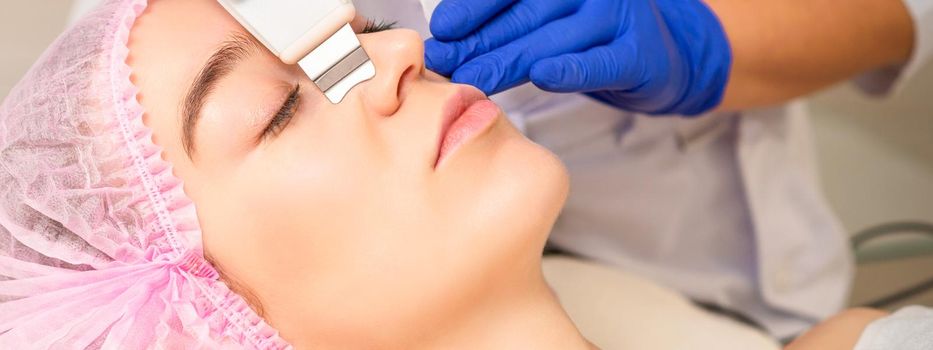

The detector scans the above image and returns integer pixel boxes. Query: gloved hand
[424,0,732,116]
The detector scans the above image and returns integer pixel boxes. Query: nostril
[396,65,419,107]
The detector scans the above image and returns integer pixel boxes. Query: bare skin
[128,0,591,348]
[786,308,890,350]
[708,0,916,110]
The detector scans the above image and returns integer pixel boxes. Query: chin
[444,115,569,254]
[500,117,570,217]
[518,139,570,222]
[483,128,570,250]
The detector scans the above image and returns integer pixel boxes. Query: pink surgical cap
[0,0,290,348]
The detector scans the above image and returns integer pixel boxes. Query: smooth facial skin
[128,0,574,348]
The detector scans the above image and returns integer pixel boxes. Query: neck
[286,270,594,350]
[422,276,593,350]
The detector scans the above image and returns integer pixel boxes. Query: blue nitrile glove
[424,0,732,116]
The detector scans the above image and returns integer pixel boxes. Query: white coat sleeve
[853,306,933,350]
[855,0,933,95]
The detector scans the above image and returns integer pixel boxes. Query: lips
[435,86,501,168]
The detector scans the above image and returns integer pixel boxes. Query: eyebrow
[182,33,264,160]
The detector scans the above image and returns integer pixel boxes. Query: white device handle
[217,0,375,104]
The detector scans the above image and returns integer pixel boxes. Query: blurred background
[2,1,931,309]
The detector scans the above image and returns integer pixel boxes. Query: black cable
[850,221,933,309]
[851,221,933,249]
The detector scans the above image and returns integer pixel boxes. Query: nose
[358,29,425,116]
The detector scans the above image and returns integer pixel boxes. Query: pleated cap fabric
[0,0,290,348]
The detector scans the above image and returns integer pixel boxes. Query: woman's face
[129,0,568,343]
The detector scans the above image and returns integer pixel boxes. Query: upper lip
[435,86,488,164]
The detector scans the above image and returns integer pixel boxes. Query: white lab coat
[69,0,933,340]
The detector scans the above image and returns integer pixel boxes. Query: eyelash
[260,20,394,140]
[262,84,301,139]
[361,19,398,34]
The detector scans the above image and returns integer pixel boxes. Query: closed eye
[260,84,301,139]
[258,19,395,141]
[361,19,397,34]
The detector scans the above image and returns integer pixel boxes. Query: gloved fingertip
[424,39,458,76]
[451,66,495,95]
[450,65,480,85]
[530,60,573,92]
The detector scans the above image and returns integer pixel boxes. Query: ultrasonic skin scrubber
[217,0,375,104]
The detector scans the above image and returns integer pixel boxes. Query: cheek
[213,110,413,271]
[240,142,377,255]
[191,119,374,282]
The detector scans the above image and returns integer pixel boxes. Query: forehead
[130,0,258,94]
[137,0,242,41]
[130,0,246,86]
[128,0,257,168]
